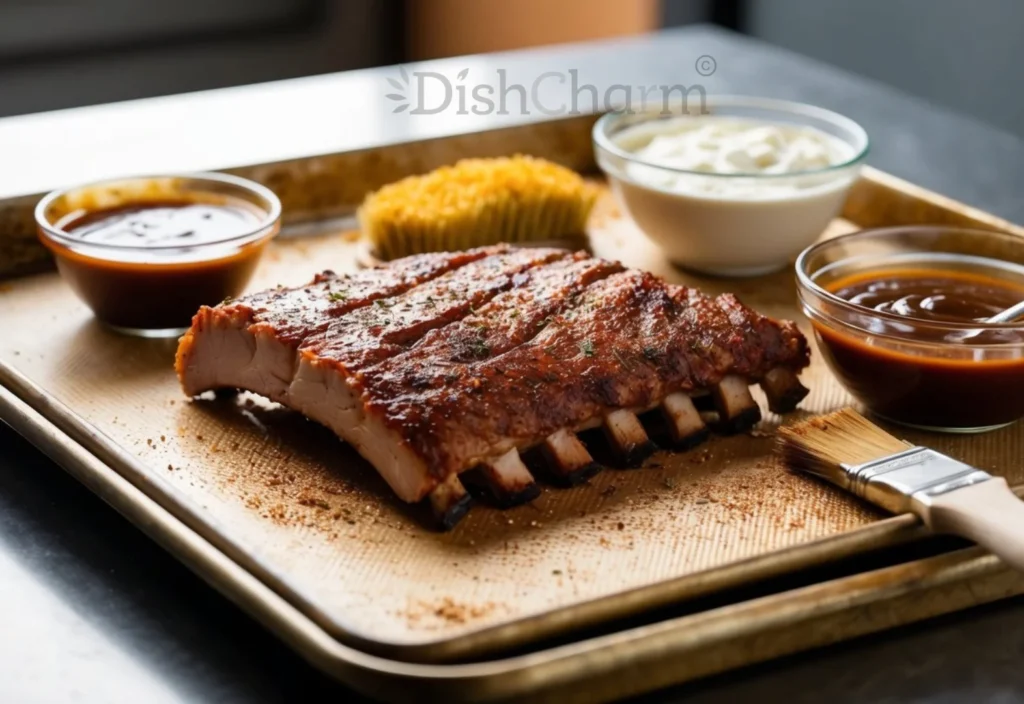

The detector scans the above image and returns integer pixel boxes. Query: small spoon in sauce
[945,294,1024,343]
[988,298,1024,323]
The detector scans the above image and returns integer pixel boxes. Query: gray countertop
[2,24,1024,703]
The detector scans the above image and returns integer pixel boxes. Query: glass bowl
[796,226,1024,432]
[35,172,281,337]
[594,96,869,277]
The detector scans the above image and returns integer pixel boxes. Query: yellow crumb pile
[358,155,598,260]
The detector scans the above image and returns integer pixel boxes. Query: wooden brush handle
[924,477,1024,573]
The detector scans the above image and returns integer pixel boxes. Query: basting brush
[778,408,1024,572]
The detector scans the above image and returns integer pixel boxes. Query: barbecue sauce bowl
[35,173,281,337]
[796,226,1024,433]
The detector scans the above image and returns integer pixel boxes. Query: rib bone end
[661,392,710,450]
[711,375,763,435]
[541,429,602,486]
[760,367,810,414]
[603,409,657,466]
[674,425,712,451]
[428,474,473,530]
[473,448,541,508]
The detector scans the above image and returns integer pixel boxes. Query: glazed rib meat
[359,268,804,473]
[176,246,810,528]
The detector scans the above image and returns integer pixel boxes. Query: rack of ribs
[176,245,810,529]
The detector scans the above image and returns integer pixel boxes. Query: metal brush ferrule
[845,447,992,515]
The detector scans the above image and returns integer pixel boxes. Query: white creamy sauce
[616,116,855,199]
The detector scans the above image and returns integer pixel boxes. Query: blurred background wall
[0,0,1019,139]
[743,0,1024,139]
[0,0,400,117]
[406,0,661,59]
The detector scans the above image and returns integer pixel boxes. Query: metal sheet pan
[2,116,1024,698]
[2,379,1022,704]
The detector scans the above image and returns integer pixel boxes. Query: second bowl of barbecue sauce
[36,173,281,337]
[797,226,1024,432]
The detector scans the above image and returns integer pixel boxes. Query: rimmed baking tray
[3,380,1022,703]
[2,115,1024,699]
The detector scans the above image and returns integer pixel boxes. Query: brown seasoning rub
[177,246,810,513]
[303,247,569,371]
[401,597,501,627]
[360,269,807,477]
[190,244,509,350]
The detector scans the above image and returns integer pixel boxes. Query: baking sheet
[3,174,1023,664]
[5,374,1023,704]
[3,110,1024,672]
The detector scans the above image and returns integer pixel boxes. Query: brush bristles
[777,409,912,482]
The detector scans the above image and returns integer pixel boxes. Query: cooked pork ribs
[176,245,810,528]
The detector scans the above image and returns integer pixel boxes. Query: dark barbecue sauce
[44,199,273,332]
[813,268,1024,430]
[63,201,261,249]
[833,272,1021,328]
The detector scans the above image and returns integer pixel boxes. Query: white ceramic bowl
[593,96,869,277]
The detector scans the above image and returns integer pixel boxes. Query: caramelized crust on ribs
[176,247,810,527]
[304,247,568,371]
[243,245,507,346]
[358,269,808,478]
